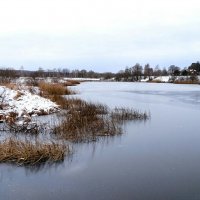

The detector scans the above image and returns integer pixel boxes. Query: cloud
[0,0,200,71]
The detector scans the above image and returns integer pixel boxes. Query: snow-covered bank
[13,77,100,86]
[140,75,200,83]
[63,77,100,81]
[153,76,171,82]
[0,86,59,118]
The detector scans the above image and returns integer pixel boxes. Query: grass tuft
[63,80,81,86]
[0,138,69,166]
[39,82,73,96]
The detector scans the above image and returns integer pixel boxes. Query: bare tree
[144,64,153,80]
[132,63,143,81]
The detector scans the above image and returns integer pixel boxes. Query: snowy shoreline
[0,86,60,120]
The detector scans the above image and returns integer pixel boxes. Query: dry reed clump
[0,138,68,166]
[63,80,81,86]
[14,91,24,100]
[62,97,86,110]
[49,96,82,109]
[2,83,18,90]
[38,82,76,108]
[174,80,199,84]
[53,100,121,142]
[68,80,81,85]
[72,100,108,115]
[53,97,150,142]
[39,82,73,96]
[110,107,149,121]
[51,95,68,109]
[54,112,121,142]
[51,95,107,112]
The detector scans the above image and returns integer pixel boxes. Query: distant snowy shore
[140,75,200,83]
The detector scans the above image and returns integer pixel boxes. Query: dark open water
[1,82,200,200]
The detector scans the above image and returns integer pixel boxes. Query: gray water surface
[1,82,200,200]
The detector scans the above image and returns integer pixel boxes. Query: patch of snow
[141,77,150,82]
[0,86,60,118]
[63,77,100,81]
[153,76,171,82]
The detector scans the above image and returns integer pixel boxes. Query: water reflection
[0,131,125,176]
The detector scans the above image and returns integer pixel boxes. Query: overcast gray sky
[0,0,200,72]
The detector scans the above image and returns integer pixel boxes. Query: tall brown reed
[111,107,149,121]
[0,138,69,166]
[63,80,81,86]
[53,97,150,142]
[39,82,73,96]
[174,80,199,84]
[54,100,121,142]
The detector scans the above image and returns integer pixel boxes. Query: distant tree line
[0,61,200,81]
[115,62,200,81]
[29,68,115,79]
[0,68,18,83]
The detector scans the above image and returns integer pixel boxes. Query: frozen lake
[1,82,200,200]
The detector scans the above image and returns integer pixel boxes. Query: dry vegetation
[63,80,81,86]
[36,82,150,142]
[111,107,149,121]
[0,138,68,166]
[39,82,73,96]
[14,91,23,100]
[148,80,162,83]
[174,80,199,84]
[0,81,151,166]
[53,98,150,142]
[0,83,18,90]
[38,82,76,108]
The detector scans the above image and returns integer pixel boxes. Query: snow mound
[0,86,60,117]
[153,76,170,82]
